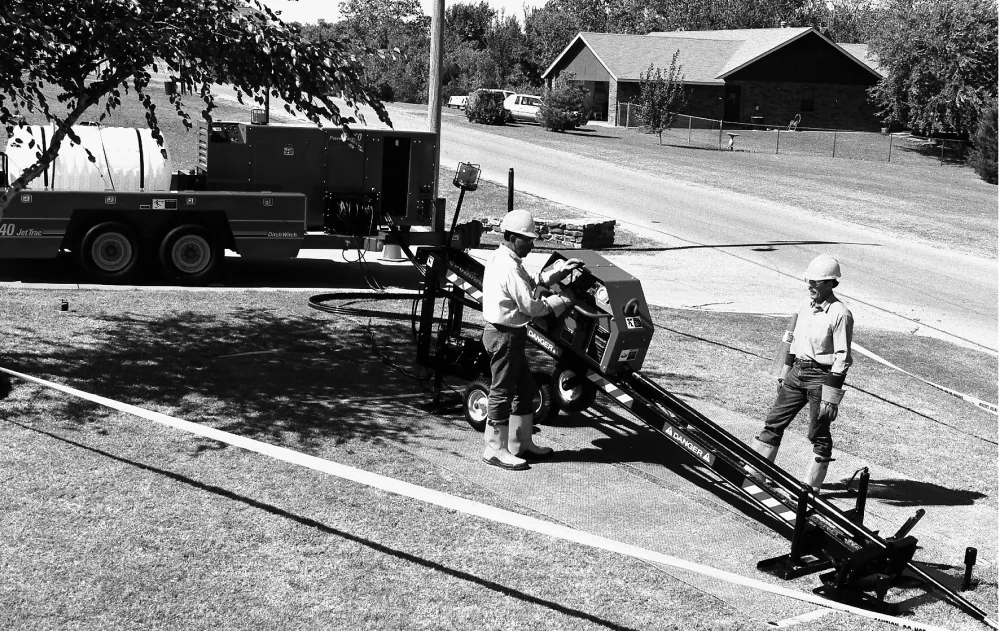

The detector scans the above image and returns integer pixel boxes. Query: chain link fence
[615,103,968,166]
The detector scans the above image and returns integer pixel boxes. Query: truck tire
[159,224,221,284]
[79,221,140,283]
[463,377,491,432]
[551,364,597,412]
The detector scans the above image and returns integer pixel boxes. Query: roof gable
[544,27,882,83]
[550,32,742,84]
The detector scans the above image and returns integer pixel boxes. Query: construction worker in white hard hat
[480,209,585,470]
[751,254,853,493]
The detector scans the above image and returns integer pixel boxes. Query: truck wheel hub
[93,233,133,272]
[171,235,211,273]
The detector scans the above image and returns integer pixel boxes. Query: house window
[800,87,815,112]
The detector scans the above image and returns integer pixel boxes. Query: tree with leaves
[636,52,688,145]
[337,0,430,102]
[867,0,997,138]
[523,4,579,83]
[486,13,532,91]
[814,0,886,44]
[0,0,389,219]
[337,0,424,50]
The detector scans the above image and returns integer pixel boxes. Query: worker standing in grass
[480,209,585,471]
[751,255,853,493]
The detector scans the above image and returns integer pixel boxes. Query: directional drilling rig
[395,163,996,629]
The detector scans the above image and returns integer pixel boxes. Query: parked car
[448,89,514,112]
[503,93,543,123]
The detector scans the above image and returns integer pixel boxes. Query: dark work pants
[482,323,536,422]
[758,365,833,457]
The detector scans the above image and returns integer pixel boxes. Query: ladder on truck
[406,243,994,628]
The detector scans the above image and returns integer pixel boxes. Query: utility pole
[427,0,445,197]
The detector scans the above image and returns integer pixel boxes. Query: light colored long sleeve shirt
[790,296,853,374]
[482,246,556,326]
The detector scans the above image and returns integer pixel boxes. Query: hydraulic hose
[308,291,422,321]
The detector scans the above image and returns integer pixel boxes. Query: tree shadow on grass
[8,419,643,631]
[4,305,454,449]
[892,140,968,166]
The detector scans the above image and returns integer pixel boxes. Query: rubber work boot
[508,413,553,460]
[753,439,779,463]
[746,439,779,484]
[805,456,833,493]
[482,420,529,471]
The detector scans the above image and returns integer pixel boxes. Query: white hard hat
[499,209,538,238]
[803,255,842,281]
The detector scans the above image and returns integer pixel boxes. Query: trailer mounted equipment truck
[0,116,461,284]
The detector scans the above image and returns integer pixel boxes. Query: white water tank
[5,124,172,191]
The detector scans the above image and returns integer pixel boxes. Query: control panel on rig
[540,251,653,376]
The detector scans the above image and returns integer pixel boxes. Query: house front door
[723,85,741,124]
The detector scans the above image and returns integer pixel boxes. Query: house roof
[648,26,816,78]
[543,27,883,83]
[836,42,883,75]
[561,32,743,85]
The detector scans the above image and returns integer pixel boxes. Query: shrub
[537,81,587,132]
[465,90,508,125]
[970,98,998,185]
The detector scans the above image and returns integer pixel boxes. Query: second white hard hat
[499,209,538,239]
[803,255,842,281]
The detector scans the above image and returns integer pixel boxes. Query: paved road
[404,109,996,353]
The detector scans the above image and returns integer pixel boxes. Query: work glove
[540,258,585,286]
[543,293,573,317]
[817,384,845,424]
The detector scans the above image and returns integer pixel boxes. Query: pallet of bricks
[482,216,616,249]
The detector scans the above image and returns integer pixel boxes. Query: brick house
[541,27,885,132]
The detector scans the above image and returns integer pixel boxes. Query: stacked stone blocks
[482,216,616,249]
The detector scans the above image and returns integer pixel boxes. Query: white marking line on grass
[853,344,998,415]
[769,608,835,627]
[0,365,962,631]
